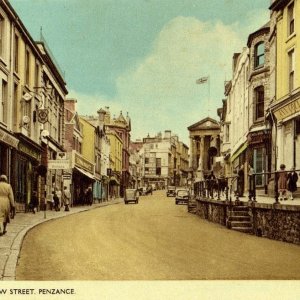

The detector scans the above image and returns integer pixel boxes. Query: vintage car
[166,186,176,197]
[124,189,139,204]
[175,189,190,205]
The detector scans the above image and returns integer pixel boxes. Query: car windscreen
[177,190,189,197]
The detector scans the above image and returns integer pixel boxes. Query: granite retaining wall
[195,198,300,245]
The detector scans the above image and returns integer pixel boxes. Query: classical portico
[187,117,221,178]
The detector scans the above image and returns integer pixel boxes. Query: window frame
[254,86,264,121]
[288,48,295,92]
[254,42,265,69]
[288,2,295,36]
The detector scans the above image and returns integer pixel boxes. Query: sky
[10,0,270,144]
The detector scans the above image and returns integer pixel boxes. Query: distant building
[188,117,221,179]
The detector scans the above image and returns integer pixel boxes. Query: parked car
[124,189,139,204]
[166,186,176,197]
[175,189,190,205]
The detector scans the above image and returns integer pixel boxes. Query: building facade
[270,0,300,172]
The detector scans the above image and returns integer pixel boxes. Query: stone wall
[195,198,300,245]
[251,204,300,245]
[196,199,227,226]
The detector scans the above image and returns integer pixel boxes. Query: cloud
[73,15,265,143]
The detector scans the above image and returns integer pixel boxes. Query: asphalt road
[16,190,300,280]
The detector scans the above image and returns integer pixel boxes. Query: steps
[227,206,253,234]
[188,198,197,214]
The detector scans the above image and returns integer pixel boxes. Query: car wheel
[175,201,178,205]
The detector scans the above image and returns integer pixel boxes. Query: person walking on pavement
[278,164,288,201]
[0,174,15,236]
[53,191,60,211]
[56,187,62,209]
[63,186,71,211]
[287,167,298,200]
[29,191,39,213]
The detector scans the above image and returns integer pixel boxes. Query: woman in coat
[278,164,288,200]
[287,168,298,200]
[0,174,15,235]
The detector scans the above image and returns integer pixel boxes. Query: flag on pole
[196,76,208,84]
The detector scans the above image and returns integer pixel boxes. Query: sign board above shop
[48,159,70,170]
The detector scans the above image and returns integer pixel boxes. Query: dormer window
[254,42,265,68]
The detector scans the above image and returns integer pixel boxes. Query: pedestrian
[63,186,71,211]
[53,191,60,211]
[287,167,298,200]
[207,170,216,198]
[237,166,244,197]
[86,186,93,205]
[56,187,62,209]
[0,174,15,236]
[278,164,288,201]
[248,164,254,201]
[29,191,39,214]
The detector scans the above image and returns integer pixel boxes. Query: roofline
[3,0,43,62]
[269,0,290,11]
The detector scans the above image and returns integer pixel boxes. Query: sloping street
[16,191,300,280]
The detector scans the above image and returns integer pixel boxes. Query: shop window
[253,148,264,186]
[254,42,264,68]
[296,118,300,135]
[255,86,264,120]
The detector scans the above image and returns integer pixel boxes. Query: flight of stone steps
[187,197,197,214]
[227,205,253,234]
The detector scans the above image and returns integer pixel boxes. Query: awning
[230,142,248,162]
[109,176,120,185]
[74,167,95,181]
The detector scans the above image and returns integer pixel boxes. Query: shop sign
[274,98,300,121]
[48,159,70,170]
[247,131,271,145]
[75,153,94,173]
[19,143,40,161]
[0,128,19,148]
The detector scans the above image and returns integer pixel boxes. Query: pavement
[0,197,123,281]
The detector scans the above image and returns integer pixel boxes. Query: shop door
[16,158,27,204]
[253,148,264,186]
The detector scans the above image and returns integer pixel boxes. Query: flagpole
[196,76,210,117]
[208,75,210,117]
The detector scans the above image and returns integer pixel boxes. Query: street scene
[0,0,300,298]
[15,191,300,281]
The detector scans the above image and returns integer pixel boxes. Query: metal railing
[193,169,300,205]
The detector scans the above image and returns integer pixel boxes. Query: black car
[175,189,190,205]
[166,186,176,197]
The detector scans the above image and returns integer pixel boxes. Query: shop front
[11,134,42,212]
[0,128,19,177]
[247,129,271,193]
[273,95,300,170]
[71,152,95,206]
